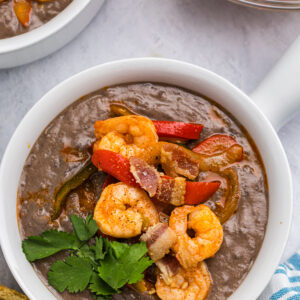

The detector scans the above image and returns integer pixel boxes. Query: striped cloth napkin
[259,251,300,300]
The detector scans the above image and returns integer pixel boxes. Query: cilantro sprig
[22,215,153,298]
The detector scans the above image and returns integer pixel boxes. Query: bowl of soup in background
[0,0,104,69]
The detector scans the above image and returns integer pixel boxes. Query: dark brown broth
[0,0,72,39]
[18,83,268,300]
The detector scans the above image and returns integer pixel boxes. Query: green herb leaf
[127,256,153,284]
[48,256,93,293]
[119,242,153,284]
[90,237,109,261]
[110,241,129,259]
[89,272,116,296]
[22,215,153,298]
[122,241,149,264]
[70,215,98,242]
[76,244,98,269]
[98,241,153,290]
[22,230,77,262]
[86,215,99,237]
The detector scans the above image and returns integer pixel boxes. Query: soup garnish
[22,215,153,298]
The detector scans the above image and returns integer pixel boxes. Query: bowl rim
[0,58,293,299]
[0,0,91,54]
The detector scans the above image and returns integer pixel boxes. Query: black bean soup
[18,83,268,300]
[0,0,72,39]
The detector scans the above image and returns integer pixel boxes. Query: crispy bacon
[159,212,170,224]
[152,176,186,206]
[129,157,160,197]
[156,255,181,283]
[143,223,168,248]
[140,223,177,261]
[129,156,187,205]
[160,142,200,180]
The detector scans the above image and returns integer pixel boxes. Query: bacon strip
[152,176,186,206]
[140,223,177,261]
[129,157,160,197]
[129,156,187,205]
[156,255,181,283]
[159,212,170,224]
[160,142,200,180]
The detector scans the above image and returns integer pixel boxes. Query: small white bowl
[0,58,295,299]
[0,0,105,69]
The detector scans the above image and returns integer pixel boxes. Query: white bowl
[0,0,105,69]
[0,58,294,299]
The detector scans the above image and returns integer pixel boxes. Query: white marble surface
[1,0,300,298]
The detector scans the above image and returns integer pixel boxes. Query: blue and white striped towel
[259,251,300,300]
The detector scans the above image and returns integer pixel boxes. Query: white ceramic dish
[1,37,300,298]
[0,0,105,69]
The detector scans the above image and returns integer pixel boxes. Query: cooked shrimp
[169,205,223,269]
[93,182,159,238]
[94,116,159,164]
[156,261,212,300]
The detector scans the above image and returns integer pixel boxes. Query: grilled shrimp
[156,261,212,300]
[93,182,159,238]
[169,205,223,269]
[94,116,159,164]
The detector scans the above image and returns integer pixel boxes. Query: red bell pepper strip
[161,175,220,205]
[92,150,138,187]
[153,121,203,140]
[192,134,238,155]
[184,181,221,205]
[92,150,220,204]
